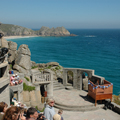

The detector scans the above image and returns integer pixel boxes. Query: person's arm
[19,113,26,120]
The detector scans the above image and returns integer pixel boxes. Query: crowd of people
[10,74,23,86]
[0,98,64,120]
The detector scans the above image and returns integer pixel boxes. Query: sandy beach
[4,36,38,39]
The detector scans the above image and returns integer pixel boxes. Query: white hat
[13,74,15,76]
[53,114,61,120]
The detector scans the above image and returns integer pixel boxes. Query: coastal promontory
[36,26,70,36]
[0,23,74,36]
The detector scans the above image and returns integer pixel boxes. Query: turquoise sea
[7,29,120,95]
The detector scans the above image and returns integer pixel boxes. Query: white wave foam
[84,35,96,37]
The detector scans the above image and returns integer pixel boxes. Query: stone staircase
[53,80,65,90]
[53,80,74,90]
[54,101,104,112]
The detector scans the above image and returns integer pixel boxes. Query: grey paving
[53,89,120,120]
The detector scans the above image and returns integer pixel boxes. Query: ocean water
[7,29,120,95]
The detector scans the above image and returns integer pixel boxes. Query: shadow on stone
[79,94,95,104]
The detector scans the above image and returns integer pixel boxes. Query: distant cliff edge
[0,23,76,36]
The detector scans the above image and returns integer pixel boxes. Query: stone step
[65,86,73,90]
[53,82,62,85]
[53,83,64,87]
[54,102,104,112]
[53,87,65,90]
[66,83,73,86]
[55,102,94,108]
[53,80,66,91]
[54,104,99,112]
[53,82,61,85]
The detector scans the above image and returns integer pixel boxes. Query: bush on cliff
[113,95,120,105]
[24,77,29,81]
[23,83,35,92]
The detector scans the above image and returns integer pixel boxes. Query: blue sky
[1,0,120,29]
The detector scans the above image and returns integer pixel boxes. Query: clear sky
[1,0,120,29]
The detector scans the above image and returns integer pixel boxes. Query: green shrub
[39,68,44,72]
[23,83,35,92]
[55,66,61,70]
[10,64,12,69]
[113,95,120,105]
[35,106,45,112]
[46,65,52,69]
[31,66,38,69]
[24,77,29,81]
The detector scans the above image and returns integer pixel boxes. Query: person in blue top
[58,109,64,120]
[44,98,55,120]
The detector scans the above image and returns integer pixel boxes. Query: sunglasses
[50,102,54,103]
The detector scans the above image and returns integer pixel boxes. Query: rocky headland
[0,23,76,37]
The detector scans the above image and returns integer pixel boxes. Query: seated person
[15,74,19,80]
[10,74,18,86]
[0,102,8,120]
[15,74,23,84]
[0,102,8,113]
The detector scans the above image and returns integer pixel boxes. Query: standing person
[44,98,55,120]
[58,109,63,120]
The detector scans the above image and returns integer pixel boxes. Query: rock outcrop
[0,24,36,36]
[13,44,31,75]
[36,26,70,36]
[1,38,8,48]
[8,41,17,63]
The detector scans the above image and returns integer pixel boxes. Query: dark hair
[27,107,37,118]
[2,106,20,120]
[0,102,8,112]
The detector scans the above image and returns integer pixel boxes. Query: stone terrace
[54,89,94,106]
[53,89,120,120]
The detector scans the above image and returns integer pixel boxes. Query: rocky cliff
[0,23,72,36]
[0,24,36,36]
[36,26,70,36]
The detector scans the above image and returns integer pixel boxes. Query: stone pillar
[83,77,88,90]
[73,70,77,89]
[18,91,20,102]
[35,85,41,103]
[32,74,35,83]
[46,73,53,98]
[79,72,83,90]
[63,69,67,86]
[77,70,80,90]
